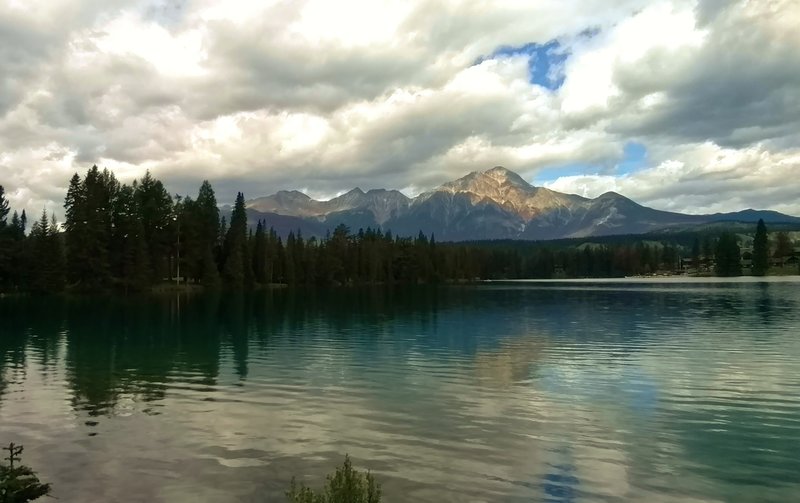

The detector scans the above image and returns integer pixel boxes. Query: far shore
[487,275,800,283]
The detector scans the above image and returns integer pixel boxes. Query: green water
[1,279,800,502]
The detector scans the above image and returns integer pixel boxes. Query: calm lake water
[2,278,800,502]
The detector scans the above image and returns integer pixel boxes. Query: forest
[0,166,796,294]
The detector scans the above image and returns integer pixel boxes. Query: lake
[1,278,800,502]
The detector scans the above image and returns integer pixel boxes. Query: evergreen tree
[27,210,65,292]
[200,244,221,287]
[196,181,220,251]
[691,237,701,272]
[284,232,297,285]
[266,228,279,283]
[112,184,151,292]
[61,165,119,289]
[8,210,28,288]
[0,185,9,227]
[135,171,173,282]
[715,232,742,277]
[63,173,85,285]
[0,442,51,502]
[177,196,201,282]
[179,180,221,283]
[253,221,267,284]
[701,236,713,270]
[244,228,255,288]
[222,192,249,287]
[222,237,244,287]
[0,187,22,291]
[774,231,793,265]
[752,219,769,276]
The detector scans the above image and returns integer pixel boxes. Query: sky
[1,0,799,218]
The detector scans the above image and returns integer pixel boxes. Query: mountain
[243,166,800,241]
[249,188,410,225]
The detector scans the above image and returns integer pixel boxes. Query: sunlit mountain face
[242,167,800,241]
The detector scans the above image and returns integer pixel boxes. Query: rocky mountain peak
[439,166,533,196]
[242,166,800,241]
[482,166,532,188]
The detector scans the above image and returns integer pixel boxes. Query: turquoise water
[1,279,800,502]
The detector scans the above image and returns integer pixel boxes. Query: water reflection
[1,280,799,502]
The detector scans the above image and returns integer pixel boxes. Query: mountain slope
[243,166,800,240]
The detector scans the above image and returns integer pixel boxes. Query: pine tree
[61,166,123,290]
[701,236,713,270]
[752,219,769,276]
[63,173,85,285]
[253,221,267,284]
[774,231,793,265]
[217,215,228,271]
[691,237,701,273]
[284,231,297,285]
[266,227,278,283]
[196,181,220,250]
[715,232,742,277]
[177,196,201,282]
[243,228,255,288]
[0,187,18,290]
[222,236,244,287]
[0,185,9,227]
[112,184,151,292]
[135,171,173,282]
[201,244,221,287]
[27,210,65,292]
[223,192,248,287]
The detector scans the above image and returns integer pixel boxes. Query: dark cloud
[1,0,799,218]
[609,1,800,147]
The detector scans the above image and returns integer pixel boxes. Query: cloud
[544,143,800,215]
[607,0,800,147]
[0,0,799,219]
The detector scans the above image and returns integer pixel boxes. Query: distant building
[741,250,753,269]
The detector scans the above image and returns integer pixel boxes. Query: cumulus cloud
[0,0,799,218]
[545,143,800,215]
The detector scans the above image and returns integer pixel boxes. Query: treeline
[0,166,797,294]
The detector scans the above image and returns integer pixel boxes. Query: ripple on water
[1,281,800,501]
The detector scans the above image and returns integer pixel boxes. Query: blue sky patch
[532,142,649,184]
[476,39,568,90]
[617,141,647,175]
[533,163,595,184]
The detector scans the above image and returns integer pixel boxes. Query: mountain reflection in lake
[1,279,800,502]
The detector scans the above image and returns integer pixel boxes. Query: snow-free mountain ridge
[243,167,800,241]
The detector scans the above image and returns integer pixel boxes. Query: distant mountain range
[240,166,800,241]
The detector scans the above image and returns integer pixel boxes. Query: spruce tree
[0,185,9,227]
[243,228,255,287]
[196,181,220,250]
[201,244,221,287]
[7,211,27,288]
[253,221,267,284]
[715,232,742,277]
[691,237,701,273]
[63,173,85,285]
[223,236,244,287]
[266,228,278,283]
[50,213,66,290]
[774,231,793,265]
[112,184,151,292]
[752,219,769,276]
[223,192,248,287]
[135,171,173,283]
[28,210,65,292]
[0,187,17,291]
